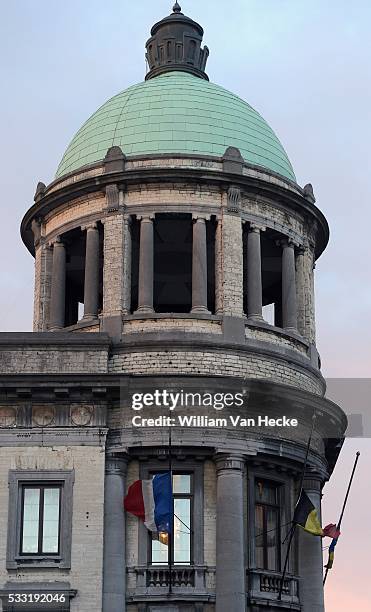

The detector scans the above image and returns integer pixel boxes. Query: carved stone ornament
[227,186,241,212]
[34,181,46,202]
[105,184,120,211]
[303,183,316,203]
[71,405,93,426]
[32,405,55,427]
[0,407,16,427]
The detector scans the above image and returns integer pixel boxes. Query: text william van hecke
[131,415,298,428]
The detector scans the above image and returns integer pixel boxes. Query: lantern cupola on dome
[145,2,209,81]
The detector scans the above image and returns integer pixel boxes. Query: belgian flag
[293,490,323,536]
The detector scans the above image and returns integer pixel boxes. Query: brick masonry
[203,460,216,567]
[0,344,109,374]
[215,211,244,317]
[0,446,105,612]
[123,319,222,335]
[108,348,323,395]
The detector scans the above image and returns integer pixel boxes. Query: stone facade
[0,446,105,612]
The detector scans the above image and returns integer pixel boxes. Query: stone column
[136,215,154,313]
[192,216,209,313]
[215,454,246,612]
[103,456,128,612]
[83,222,100,319]
[49,237,66,331]
[247,224,264,321]
[281,239,298,332]
[298,477,325,612]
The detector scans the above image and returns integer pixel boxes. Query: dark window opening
[64,225,103,327]
[243,226,283,326]
[131,214,216,314]
[206,218,216,314]
[255,479,281,571]
[261,231,282,327]
[130,218,140,313]
[154,214,192,313]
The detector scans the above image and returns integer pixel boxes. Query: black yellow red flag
[293,490,323,536]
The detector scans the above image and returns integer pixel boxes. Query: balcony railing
[247,569,299,603]
[147,566,195,588]
[127,564,214,596]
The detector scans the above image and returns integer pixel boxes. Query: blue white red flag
[124,472,173,534]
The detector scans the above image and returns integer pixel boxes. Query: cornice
[21,157,329,259]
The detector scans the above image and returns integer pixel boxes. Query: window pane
[255,480,278,504]
[266,507,279,571]
[42,488,60,553]
[172,474,191,494]
[255,505,265,569]
[22,488,40,553]
[174,498,191,564]
[152,536,168,565]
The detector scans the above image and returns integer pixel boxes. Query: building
[0,4,346,612]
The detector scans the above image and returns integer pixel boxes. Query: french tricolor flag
[124,472,173,534]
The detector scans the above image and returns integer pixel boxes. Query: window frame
[247,467,293,575]
[138,460,204,571]
[254,479,281,572]
[6,470,74,570]
[150,471,194,566]
[19,483,62,557]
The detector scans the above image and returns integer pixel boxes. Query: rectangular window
[151,473,192,566]
[255,479,281,571]
[7,470,74,569]
[20,485,61,555]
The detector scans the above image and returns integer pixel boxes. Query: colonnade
[49,223,100,330]
[48,216,301,333]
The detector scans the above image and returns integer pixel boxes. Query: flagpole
[278,411,317,600]
[323,451,360,586]
[168,421,173,595]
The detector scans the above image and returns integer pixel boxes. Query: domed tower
[8,4,346,612]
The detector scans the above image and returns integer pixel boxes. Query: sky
[0,1,370,609]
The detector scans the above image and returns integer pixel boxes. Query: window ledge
[7,557,70,570]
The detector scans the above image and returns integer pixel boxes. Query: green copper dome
[56,72,295,181]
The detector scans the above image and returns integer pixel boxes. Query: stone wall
[203,460,216,567]
[108,348,323,395]
[0,335,109,374]
[0,446,105,612]
[215,212,244,317]
[44,194,105,236]
[123,318,222,335]
[102,214,126,319]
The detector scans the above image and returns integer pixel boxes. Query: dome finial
[146,3,209,81]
